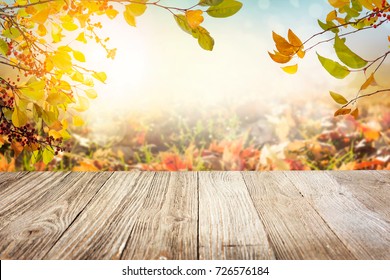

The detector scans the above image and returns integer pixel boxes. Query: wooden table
[0,171,389,260]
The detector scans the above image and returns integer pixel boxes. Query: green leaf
[330,91,348,104]
[174,14,193,35]
[42,110,57,125]
[206,0,242,18]
[334,35,367,69]
[199,0,224,6]
[317,20,339,33]
[12,106,28,127]
[196,26,214,51]
[92,72,107,83]
[3,27,21,39]
[30,150,42,165]
[0,39,8,56]
[317,53,350,79]
[42,146,54,164]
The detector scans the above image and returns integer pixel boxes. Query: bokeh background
[1,0,389,171]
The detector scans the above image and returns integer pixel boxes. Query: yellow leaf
[37,24,47,36]
[62,22,78,31]
[281,64,298,74]
[74,96,89,112]
[12,106,28,127]
[328,0,349,8]
[76,32,87,44]
[85,89,98,99]
[73,115,84,126]
[268,51,291,64]
[72,50,86,62]
[92,72,107,83]
[49,129,62,139]
[30,8,49,25]
[330,91,348,104]
[127,2,147,16]
[297,49,305,58]
[51,51,72,71]
[185,10,204,29]
[123,10,136,26]
[360,73,377,90]
[326,10,337,22]
[106,8,119,19]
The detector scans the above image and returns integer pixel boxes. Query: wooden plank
[0,172,28,184]
[0,172,29,193]
[44,171,155,260]
[198,172,274,260]
[243,172,355,259]
[287,172,390,259]
[0,172,70,231]
[121,172,198,260]
[0,172,112,259]
[327,171,390,221]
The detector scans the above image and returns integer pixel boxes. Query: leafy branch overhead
[0,0,242,163]
[269,0,390,118]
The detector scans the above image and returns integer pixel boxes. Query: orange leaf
[268,51,291,64]
[334,108,351,116]
[351,108,359,119]
[272,31,294,56]
[360,73,377,90]
[11,141,24,158]
[185,10,204,29]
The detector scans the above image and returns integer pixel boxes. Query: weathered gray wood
[198,172,274,260]
[121,172,198,260]
[0,172,29,195]
[0,171,389,260]
[0,172,70,231]
[44,171,155,260]
[0,172,112,259]
[327,171,390,221]
[287,171,390,259]
[243,172,355,259]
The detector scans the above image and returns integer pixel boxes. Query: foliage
[269,0,390,118]
[3,99,388,171]
[0,0,242,162]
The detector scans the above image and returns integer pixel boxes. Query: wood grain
[287,171,390,259]
[198,172,274,260]
[0,171,389,260]
[0,172,70,231]
[327,171,390,221]
[243,172,355,259]
[44,171,155,260]
[121,172,198,260]
[0,172,112,259]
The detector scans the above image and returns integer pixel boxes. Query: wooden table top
[0,171,389,260]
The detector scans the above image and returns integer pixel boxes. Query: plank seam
[282,171,358,260]
[240,172,277,259]
[119,171,157,260]
[196,171,200,260]
[42,172,114,259]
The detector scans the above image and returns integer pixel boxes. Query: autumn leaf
[330,91,348,104]
[281,64,298,74]
[185,10,204,29]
